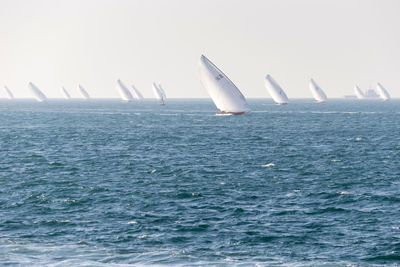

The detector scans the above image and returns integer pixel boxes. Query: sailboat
[309,79,327,103]
[354,85,366,99]
[152,83,165,105]
[264,74,289,105]
[376,82,390,101]
[29,82,47,102]
[61,87,71,99]
[197,55,250,115]
[131,85,143,100]
[158,84,166,99]
[77,84,90,100]
[116,79,134,102]
[3,86,14,99]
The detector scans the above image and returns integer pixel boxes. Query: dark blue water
[1,99,400,266]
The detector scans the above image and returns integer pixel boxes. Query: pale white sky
[0,0,399,98]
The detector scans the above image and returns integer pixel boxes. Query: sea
[0,99,399,266]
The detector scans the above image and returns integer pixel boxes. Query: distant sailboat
[3,86,14,99]
[61,87,71,99]
[309,79,327,103]
[152,83,165,105]
[77,84,90,100]
[158,84,166,99]
[354,85,366,99]
[376,82,390,101]
[116,79,134,102]
[197,55,250,115]
[131,85,143,100]
[264,74,289,105]
[29,82,47,102]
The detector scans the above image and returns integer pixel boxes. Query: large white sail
[116,79,133,102]
[197,55,250,114]
[152,83,164,105]
[3,86,14,99]
[309,79,327,102]
[78,84,90,99]
[131,85,143,100]
[264,74,289,105]
[354,85,365,99]
[29,82,47,102]
[376,82,390,101]
[61,87,71,99]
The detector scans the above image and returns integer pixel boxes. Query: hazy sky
[0,0,399,99]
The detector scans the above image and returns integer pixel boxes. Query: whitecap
[122,221,137,225]
[261,163,275,168]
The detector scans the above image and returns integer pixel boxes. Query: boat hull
[217,111,246,116]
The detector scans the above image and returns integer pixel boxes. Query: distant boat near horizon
[152,83,165,105]
[354,85,382,100]
[354,85,366,99]
[77,84,90,100]
[158,84,166,99]
[3,86,14,99]
[265,74,289,105]
[131,85,143,100]
[376,82,391,101]
[116,79,134,102]
[197,55,250,115]
[61,87,71,99]
[309,79,327,103]
[29,82,47,102]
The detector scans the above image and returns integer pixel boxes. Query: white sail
[376,82,390,101]
[309,79,327,102]
[131,85,143,100]
[3,86,14,99]
[61,87,71,99]
[197,55,250,114]
[264,74,289,105]
[354,85,365,99]
[77,84,90,99]
[152,83,164,105]
[116,79,133,101]
[158,84,166,99]
[29,82,47,102]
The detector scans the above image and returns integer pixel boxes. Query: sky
[0,0,399,99]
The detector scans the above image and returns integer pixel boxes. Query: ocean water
[0,99,400,266]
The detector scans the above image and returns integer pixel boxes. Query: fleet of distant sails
[198,55,390,115]
[2,55,392,115]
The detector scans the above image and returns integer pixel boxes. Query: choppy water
[1,99,400,266]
